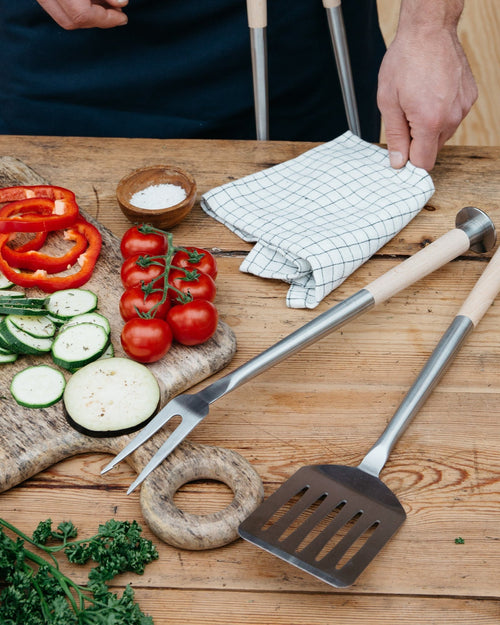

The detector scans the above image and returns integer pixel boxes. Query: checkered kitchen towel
[201,131,435,308]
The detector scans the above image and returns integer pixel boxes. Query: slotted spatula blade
[239,465,405,587]
[240,238,500,586]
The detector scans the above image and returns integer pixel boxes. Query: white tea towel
[201,131,435,308]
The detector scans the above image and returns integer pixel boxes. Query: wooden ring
[139,442,264,550]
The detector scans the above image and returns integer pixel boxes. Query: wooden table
[0,136,499,624]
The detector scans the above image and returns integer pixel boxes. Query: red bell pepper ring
[0,217,102,293]
[0,185,79,233]
[3,228,89,274]
[9,231,48,253]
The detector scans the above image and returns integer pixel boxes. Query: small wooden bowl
[116,165,197,229]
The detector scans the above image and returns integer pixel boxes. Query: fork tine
[127,413,200,494]
[100,404,182,474]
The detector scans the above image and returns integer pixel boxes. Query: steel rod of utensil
[247,0,269,140]
[199,290,373,403]
[323,0,361,136]
[360,233,500,478]
[358,315,473,477]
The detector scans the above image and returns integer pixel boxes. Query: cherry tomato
[120,225,168,259]
[120,317,172,363]
[168,268,216,304]
[167,300,218,346]
[121,254,165,289]
[119,285,171,321]
[171,246,218,279]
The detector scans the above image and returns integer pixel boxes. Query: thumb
[380,105,411,169]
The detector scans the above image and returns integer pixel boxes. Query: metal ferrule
[455,206,497,254]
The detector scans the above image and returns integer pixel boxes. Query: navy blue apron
[0,1,385,141]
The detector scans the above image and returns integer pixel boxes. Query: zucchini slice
[63,357,160,437]
[0,297,47,316]
[59,312,111,336]
[8,314,57,339]
[0,271,14,290]
[0,351,18,364]
[0,291,25,298]
[51,322,109,370]
[11,365,66,408]
[45,288,98,320]
[0,318,54,354]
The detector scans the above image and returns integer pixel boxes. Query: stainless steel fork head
[101,393,210,479]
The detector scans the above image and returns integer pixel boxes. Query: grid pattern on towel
[201,132,435,308]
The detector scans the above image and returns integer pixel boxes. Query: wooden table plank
[0,136,499,623]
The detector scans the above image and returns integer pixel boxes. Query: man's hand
[36,0,128,29]
[377,0,477,171]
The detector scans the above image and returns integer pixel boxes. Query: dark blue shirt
[0,0,385,141]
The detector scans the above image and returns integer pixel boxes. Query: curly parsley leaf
[0,518,158,624]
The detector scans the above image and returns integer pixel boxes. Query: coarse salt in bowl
[130,183,187,209]
[116,164,197,229]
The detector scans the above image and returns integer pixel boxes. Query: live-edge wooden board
[0,156,264,550]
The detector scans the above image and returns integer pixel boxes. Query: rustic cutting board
[0,156,264,550]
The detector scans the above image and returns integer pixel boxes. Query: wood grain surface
[0,136,498,624]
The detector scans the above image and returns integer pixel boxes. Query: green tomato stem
[136,231,192,318]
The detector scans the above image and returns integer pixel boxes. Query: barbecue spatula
[101,207,495,493]
[239,234,500,588]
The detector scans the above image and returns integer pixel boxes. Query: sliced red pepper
[3,227,88,274]
[9,231,48,253]
[0,184,76,203]
[0,217,102,293]
[0,185,79,233]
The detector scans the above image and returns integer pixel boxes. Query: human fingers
[377,95,411,170]
[36,0,128,29]
[377,55,411,169]
[406,128,441,172]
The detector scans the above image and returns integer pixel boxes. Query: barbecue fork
[101,208,495,493]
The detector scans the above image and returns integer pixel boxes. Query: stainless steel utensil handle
[359,240,500,478]
[323,0,361,136]
[201,209,495,404]
[247,0,269,140]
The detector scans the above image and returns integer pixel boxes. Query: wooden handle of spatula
[246,0,267,28]
[322,0,341,7]
[457,243,500,326]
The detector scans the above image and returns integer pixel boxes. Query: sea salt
[130,183,187,210]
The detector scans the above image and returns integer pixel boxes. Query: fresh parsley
[0,517,159,624]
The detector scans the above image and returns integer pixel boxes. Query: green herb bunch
[0,517,159,624]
